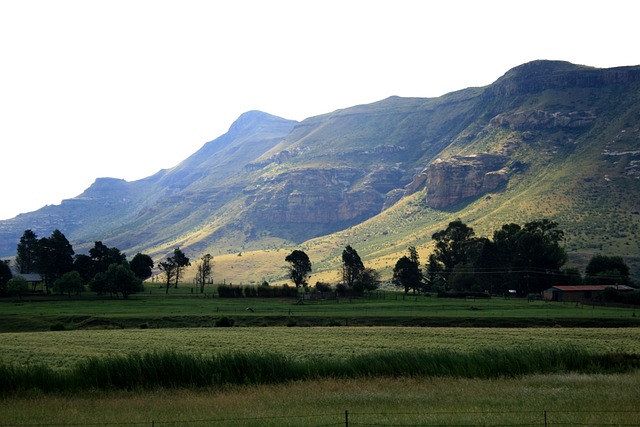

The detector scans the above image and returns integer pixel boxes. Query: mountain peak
[501,60,591,79]
[227,110,295,136]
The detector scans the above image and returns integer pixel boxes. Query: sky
[1,0,639,220]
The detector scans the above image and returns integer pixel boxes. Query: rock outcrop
[425,154,509,209]
[244,168,386,227]
[488,110,596,130]
[485,60,640,99]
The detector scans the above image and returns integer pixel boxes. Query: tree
[88,271,110,295]
[130,253,154,281]
[6,276,28,299]
[37,230,75,293]
[432,220,477,278]
[172,248,190,288]
[16,229,39,274]
[393,255,422,294]
[424,254,444,292]
[90,241,126,275]
[0,260,13,295]
[341,245,364,288]
[107,263,143,299]
[195,254,213,293]
[158,257,178,295]
[53,271,84,298]
[475,220,567,295]
[285,250,312,288]
[88,263,143,299]
[585,255,630,286]
[73,254,96,285]
[356,267,380,294]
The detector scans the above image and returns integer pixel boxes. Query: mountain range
[1,60,639,284]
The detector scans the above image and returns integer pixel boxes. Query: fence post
[544,410,547,427]
[345,410,349,427]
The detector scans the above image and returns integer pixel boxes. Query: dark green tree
[585,255,630,286]
[424,254,444,292]
[354,267,380,294]
[16,229,39,274]
[195,254,213,293]
[88,271,110,295]
[6,276,28,299]
[73,254,95,285]
[341,245,364,288]
[90,241,126,275]
[37,230,75,293]
[158,256,178,295]
[89,263,143,299]
[476,220,567,295]
[130,253,154,281]
[393,255,422,294]
[0,260,12,295]
[172,248,190,288]
[53,271,85,298]
[108,263,143,299]
[285,250,312,288]
[432,220,477,278]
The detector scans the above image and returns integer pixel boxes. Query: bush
[50,323,65,331]
[336,283,348,297]
[315,281,332,293]
[217,285,243,298]
[214,316,234,327]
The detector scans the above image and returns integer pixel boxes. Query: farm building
[543,285,635,302]
[9,270,43,291]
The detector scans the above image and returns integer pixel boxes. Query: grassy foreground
[1,373,639,426]
[3,347,638,394]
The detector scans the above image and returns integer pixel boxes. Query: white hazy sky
[1,0,639,220]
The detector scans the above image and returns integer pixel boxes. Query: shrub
[214,316,234,327]
[50,323,65,331]
[315,281,332,293]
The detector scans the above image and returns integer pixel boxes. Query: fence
[2,409,639,426]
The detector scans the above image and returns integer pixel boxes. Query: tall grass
[1,347,638,395]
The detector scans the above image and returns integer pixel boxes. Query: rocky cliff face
[425,154,509,209]
[488,110,596,130]
[244,167,387,237]
[485,60,640,99]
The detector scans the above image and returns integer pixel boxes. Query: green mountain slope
[1,61,638,282]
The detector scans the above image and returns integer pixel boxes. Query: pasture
[1,293,638,425]
[1,290,638,332]
[1,327,639,370]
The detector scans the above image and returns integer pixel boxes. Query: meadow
[1,290,638,332]
[1,293,639,426]
[1,327,639,370]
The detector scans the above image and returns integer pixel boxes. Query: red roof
[551,285,635,292]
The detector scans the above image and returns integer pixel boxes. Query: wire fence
[1,409,639,427]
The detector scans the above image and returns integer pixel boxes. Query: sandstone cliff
[424,154,509,209]
[244,168,386,232]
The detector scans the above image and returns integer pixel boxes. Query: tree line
[391,219,633,296]
[0,229,153,299]
[1,219,634,299]
[283,245,380,296]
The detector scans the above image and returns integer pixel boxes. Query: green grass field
[1,293,638,426]
[1,291,638,332]
[1,327,639,370]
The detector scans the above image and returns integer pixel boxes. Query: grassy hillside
[1,62,638,284]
